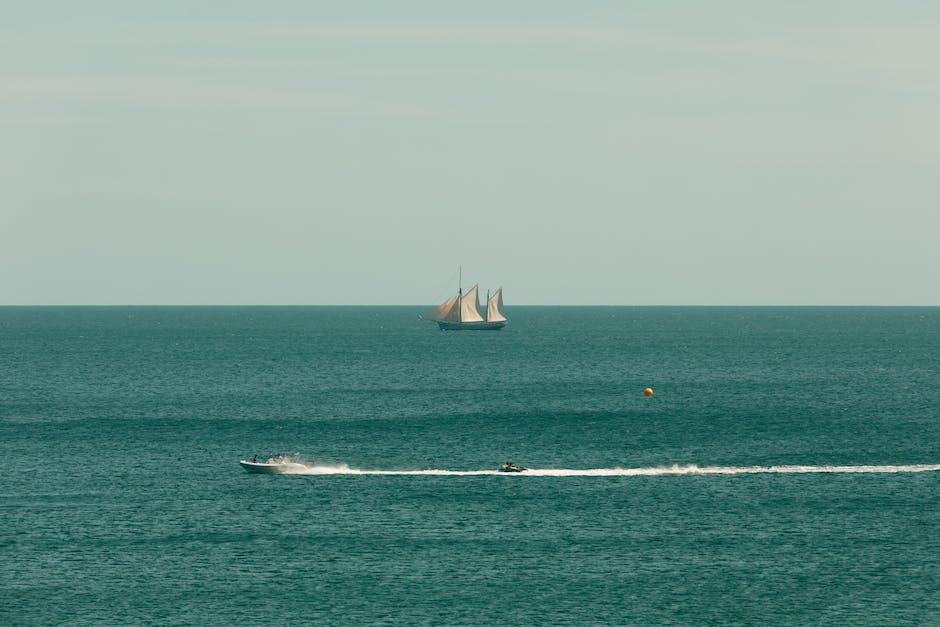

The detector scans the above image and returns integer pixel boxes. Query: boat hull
[437,321,506,331]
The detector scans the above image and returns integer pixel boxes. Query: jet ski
[499,462,527,473]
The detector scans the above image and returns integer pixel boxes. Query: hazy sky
[3,2,939,305]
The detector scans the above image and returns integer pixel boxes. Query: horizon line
[2,304,939,308]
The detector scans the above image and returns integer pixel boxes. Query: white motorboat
[239,454,311,474]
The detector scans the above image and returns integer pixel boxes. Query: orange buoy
[644,387,654,397]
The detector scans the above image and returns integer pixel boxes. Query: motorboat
[498,462,527,473]
[239,453,310,474]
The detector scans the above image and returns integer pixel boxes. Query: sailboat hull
[437,321,507,331]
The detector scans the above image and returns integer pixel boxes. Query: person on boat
[251,454,258,463]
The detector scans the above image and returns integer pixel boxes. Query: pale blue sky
[3,2,938,304]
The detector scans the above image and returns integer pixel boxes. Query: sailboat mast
[458,265,462,323]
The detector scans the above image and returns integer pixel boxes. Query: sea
[2,306,939,625]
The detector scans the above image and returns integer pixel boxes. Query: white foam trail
[284,463,940,476]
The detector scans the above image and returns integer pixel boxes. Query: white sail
[459,284,484,322]
[486,288,507,322]
[426,295,460,322]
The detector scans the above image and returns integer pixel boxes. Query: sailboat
[422,269,508,331]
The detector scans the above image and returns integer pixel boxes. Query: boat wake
[280,463,940,477]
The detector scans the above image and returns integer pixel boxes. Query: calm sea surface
[2,307,939,625]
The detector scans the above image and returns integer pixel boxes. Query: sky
[3,1,939,305]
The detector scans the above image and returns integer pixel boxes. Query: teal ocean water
[3,307,940,625]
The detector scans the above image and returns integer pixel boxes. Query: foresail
[459,285,484,322]
[486,288,507,322]
[427,295,459,321]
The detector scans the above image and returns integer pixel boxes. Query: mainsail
[459,285,484,322]
[486,288,507,322]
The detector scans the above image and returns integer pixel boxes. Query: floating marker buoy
[644,387,654,397]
